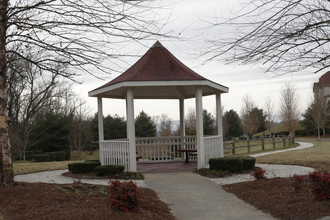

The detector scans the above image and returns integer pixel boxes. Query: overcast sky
[73,0,326,121]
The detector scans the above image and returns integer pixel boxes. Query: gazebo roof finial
[152,40,163,48]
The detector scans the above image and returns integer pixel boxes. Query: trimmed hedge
[25,150,43,160]
[236,156,256,170]
[33,154,49,162]
[85,159,100,163]
[54,151,66,161]
[68,163,73,172]
[48,152,58,161]
[47,151,66,162]
[69,161,101,174]
[95,165,125,176]
[64,150,71,160]
[209,157,243,173]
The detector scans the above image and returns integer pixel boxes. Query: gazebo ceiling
[88,41,228,99]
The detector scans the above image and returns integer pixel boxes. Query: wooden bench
[178,149,197,163]
[189,153,197,157]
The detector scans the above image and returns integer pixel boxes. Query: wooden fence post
[247,139,250,153]
[283,138,286,148]
[261,137,265,151]
[272,138,275,149]
[232,140,236,155]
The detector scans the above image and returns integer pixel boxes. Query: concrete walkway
[144,172,275,220]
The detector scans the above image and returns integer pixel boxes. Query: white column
[97,97,104,165]
[195,87,205,169]
[97,97,104,141]
[126,88,137,172]
[216,93,224,157]
[179,98,185,159]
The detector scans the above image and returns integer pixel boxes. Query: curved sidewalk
[144,172,275,220]
[249,141,313,157]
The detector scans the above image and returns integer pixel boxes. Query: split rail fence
[224,136,295,155]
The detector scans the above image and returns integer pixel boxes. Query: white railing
[100,136,225,167]
[136,136,185,162]
[204,135,223,165]
[99,140,130,171]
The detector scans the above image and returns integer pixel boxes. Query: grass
[14,160,75,175]
[70,150,99,161]
[256,139,330,171]
[14,150,100,175]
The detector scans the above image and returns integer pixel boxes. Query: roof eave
[88,80,229,98]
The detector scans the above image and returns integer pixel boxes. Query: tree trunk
[0,0,14,186]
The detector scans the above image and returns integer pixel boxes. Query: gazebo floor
[137,161,197,173]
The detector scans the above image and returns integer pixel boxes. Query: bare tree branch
[203,0,329,74]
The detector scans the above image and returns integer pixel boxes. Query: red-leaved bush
[251,168,266,180]
[308,170,330,200]
[107,180,140,212]
[291,175,306,192]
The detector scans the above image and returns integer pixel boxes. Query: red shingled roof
[314,71,330,89]
[98,41,207,89]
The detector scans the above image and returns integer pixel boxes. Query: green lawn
[14,150,99,175]
[256,139,330,171]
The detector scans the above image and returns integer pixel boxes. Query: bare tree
[204,0,329,74]
[70,97,92,160]
[0,0,166,186]
[7,58,61,161]
[279,83,300,136]
[264,97,276,136]
[158,114,172,137]
[240,95,261,137]
[311,87,329,139]
[185,109,196,135]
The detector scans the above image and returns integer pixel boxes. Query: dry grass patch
[14,150,100,175]
[256,140,330,171]
[14,160,74,175]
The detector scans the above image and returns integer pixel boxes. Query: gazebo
[88,41,229,171]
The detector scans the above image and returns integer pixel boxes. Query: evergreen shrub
[95,165,125,176]
[85,159,100,163]
[33,154,49,162]
[69,161,101,174]
[209,157,243,173]
[64,150,71,160]
[237,156,256,170]
[54,151,66,161]
[47,152,57,161]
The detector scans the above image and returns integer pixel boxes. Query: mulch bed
[223,177,330,220]
[0,182,175,220]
